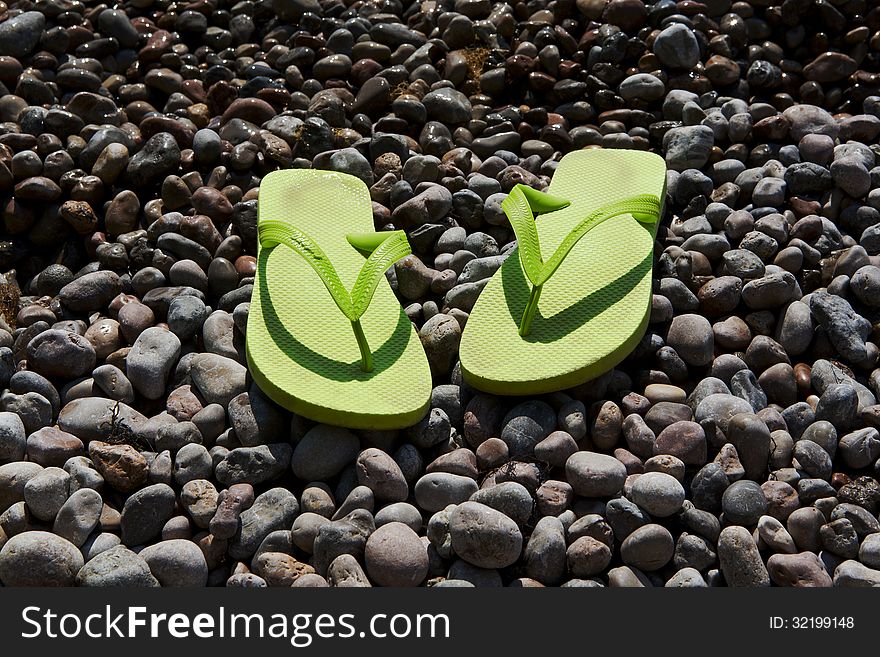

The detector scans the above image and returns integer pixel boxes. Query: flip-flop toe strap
[503,184,662,336]
[259,220,412,371]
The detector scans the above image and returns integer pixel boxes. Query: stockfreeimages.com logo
[21,606,450,646]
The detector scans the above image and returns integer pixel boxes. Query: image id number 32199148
[770,617,855,630]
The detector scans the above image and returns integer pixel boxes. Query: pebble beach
[0,0,880,587]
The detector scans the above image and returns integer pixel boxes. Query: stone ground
[0,0,880,587]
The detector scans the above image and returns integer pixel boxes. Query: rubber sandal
[459,149,667,395]
[246,169,432,429]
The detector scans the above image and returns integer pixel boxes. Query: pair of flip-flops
[246,149,667,429]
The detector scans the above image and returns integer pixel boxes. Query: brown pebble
[830,472,851,490]
[475,437,508,470]
[84,317,122,359]
[166,385,204,422]
[794,363,811,397]
[767,552,833,587]
[191,186,233,223]
[220,98,277,126]
[105,189,141,235]
[253,552,316,587]
[210,483,255,539]
[88,441,149,493]
[654,420,707,466]
[613,448,644,475]
[26,427,85,467]
[234,255,256,278]
[621,392,651,416]
[117,301,155,344]
[761,480,800,523]
[59,200,98,234]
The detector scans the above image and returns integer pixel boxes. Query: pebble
[22,467,69,522]
[0,12,45,58]
[721,480,767,526]
[356,448,409,503]
[292,513,330,553]
[126,327,181,400]
[820,518,859,559]
[607,566,650,588]
[215,444,292,486]
[26,329,96,379]
[410,408,452,450]
[59,272,123,312]
[695,394,754,434]
[291,425,359,481]
[644,403,691,435]
[653,23,700,70]
[858,534,880,570]
[76,546,159,587]
[666,314,713,367]
[833,561,880,587]
[167,296,207,341]
[501,400,556,456]
[718,526,770,587]
[139,539,209,587]
[25,427,83,467]
[414,473,478,512]
[809,292,871,364]
[0,531,83,586]
[726,413,770,481]
[120,484,177,546]
[839,429,880,470]
[654,421,706,466]
[471,481,534,527]
[565,452,627,498]
[190,353,248,405]
[523,517,567,585]
[252,553,315,587]
[374,503,422,533]
[619,74,665,103]
[0,413,26,463]
[766,552,833,587]
[449,502,522,569]
[332,485,374,519]
[663,126,714,171]
[620,524,674,571]
[422,89,472,124]
[88,442,148,493]
[229,488,299,561]
[313,510,374,576]
[445,559,502,587]
[815,383,858,433]
[566,536,612,578]
[210,484,255,540]
[534,431,579,467]
[127,133,181,187]
[180,480,218,529]
[364,522,428,587]
[793,440,833,480]
[228,389,285,448]
[666,568,707,588]
[327,554,372,587]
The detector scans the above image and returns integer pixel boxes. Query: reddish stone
[220,98,277,126]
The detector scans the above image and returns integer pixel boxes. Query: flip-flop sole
[246,169,431,429]
[460,149,667,395]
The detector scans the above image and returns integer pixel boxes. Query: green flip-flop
[460,149,667,395]
[246,169,432,429]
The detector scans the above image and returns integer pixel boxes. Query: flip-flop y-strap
[258,220,411,372]
[502,184,662,336]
